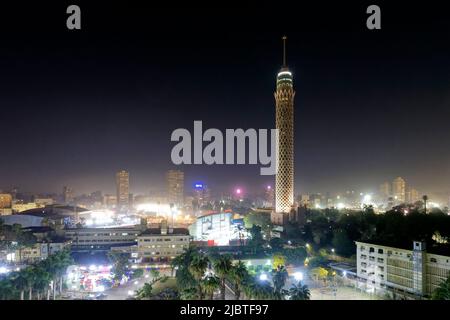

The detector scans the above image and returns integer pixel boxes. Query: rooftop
[140,228,189,236]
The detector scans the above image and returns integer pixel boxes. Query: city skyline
[0,3,449,197]
[1,2,450,304]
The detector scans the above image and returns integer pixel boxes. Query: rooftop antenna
[282,36,287,67]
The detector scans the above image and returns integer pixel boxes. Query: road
[103,269,172,300]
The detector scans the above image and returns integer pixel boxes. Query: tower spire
[282,36,287,67]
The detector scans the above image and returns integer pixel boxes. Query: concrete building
[356,240,450,299]
[11,202,41,213]
[406,188,420,204]
[11,241,70,264]
[379,181,391,204]
[116,170,130,212]
[63,186,74,204]
[189,212,233,246]
[392,177,406,204]
[264,185,274,208]
[137,222,190,263]
[272,36,295,228]
[33,198,54,207]
[166,169,184,208]
[0,194,13,215]
[64,226,142,252]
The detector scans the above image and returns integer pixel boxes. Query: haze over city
[1,2,450,306]
[0,3,449,199]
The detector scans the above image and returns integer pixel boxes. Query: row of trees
[0,250,73,300]
[171,246,310,300]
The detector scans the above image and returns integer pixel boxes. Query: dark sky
[0,2,449,197]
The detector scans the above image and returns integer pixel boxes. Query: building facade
[392,177,406,204]
[12,241,70,264]
[116,170,130,212]
[64,226,141,251]
[272,36,295,227]
[137,223,190,262]
[0,194,13,215]
[356,241,450,298]
[166,169,184,208]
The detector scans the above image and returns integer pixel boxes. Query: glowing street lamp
[293,272,303,281]
[259,273,268,281]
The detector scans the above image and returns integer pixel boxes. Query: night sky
[0,2,449,197]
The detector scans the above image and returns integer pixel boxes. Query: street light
[293,272,303,281]
[259,273,268,281]
[331,248,335,253]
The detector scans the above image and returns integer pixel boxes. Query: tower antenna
[282,36,287,67]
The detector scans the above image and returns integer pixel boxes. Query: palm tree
[272,265,288,293]
[189,254,209,300]
[288,282,311,300]
[243,279,274,300]
[202,276,220,300]
[172,247,198,291]
[432,276,450,300]
[0,279,16,300]
[136,283,154,299]
[179,287,198,300]
[422,195,429,214]
[11,271,27,300]
[23,267,36,300]
[213,254,233,300]
[230,261,249,300]
[33,266,51,300]
[55,250,73,295]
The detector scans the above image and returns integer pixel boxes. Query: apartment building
[356,240,450,298]
[64,227,142,251]
[137,224,190,263]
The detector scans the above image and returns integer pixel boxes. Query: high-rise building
[116,170,130,212]
[406,188,420,204]
[392,177,406,203]
[379,181,391,199]
[0,194,12,208]
[63,186,74,204]
[192,182,210,211]
[166,169,184,208]
[265,185,274,208]
[0,193,13,215]
[272,36,295,227]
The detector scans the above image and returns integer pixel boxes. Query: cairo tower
[271,36,295,229]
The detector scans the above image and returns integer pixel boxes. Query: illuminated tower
[272,36,295,227]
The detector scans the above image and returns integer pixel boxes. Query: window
[361,255,367,260]
[369,247,375,253]
[377,258,384,263]
[430,258,437,263]
[378,249,384,254]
